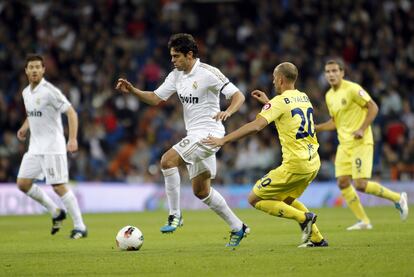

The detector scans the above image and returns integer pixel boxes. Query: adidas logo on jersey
[179,94,199,104]
[27,109,43,117]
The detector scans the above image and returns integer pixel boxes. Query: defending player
[115,33,249,247]
[315,59,408,230]
[17,54,87,239]
[204,62,327,247]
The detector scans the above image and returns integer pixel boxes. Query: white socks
[162,167,181,217]
[61,190,86,231]
[202,188,243,231]
[26,184,59,217]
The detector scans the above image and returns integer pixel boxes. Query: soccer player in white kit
[17,54,87,239]
[116,33,249,247]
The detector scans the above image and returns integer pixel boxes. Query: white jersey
[22,78,71,154]
[154,59,240,136]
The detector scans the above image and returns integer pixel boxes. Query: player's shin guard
[161,167,181,217]
[26,184,59,217]
[202,188,243,231]
[341,186,370,224]
[365,181,400,202]
[61,190,86,231]
[291,199,324,243]
[255,200,306,223]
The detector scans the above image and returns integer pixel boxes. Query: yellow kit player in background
[316,59,409,230]
[204,62,327,247]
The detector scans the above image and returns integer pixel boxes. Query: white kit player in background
[116,33,249,247]
[17,54,87,239]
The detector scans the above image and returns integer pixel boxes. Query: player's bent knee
[354,179,367,192]
[160,154,177,170]
[248,192,260,207]
[17,179,32,193]
[194,190,209,199]
[193,185,210,199]
[337,177,352,189]
[52,184,67,196]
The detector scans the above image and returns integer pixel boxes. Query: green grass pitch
[0,206,413,276]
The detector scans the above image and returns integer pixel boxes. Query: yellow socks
[341,186,370,224]
[365,181,400,203]
[255,200,306,223]
[291,199,324,243]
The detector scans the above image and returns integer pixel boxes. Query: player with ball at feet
[115,33,249,247]
[204,62,327,247]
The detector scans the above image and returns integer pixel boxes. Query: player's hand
[353,129,364,139]
[213,111,232,122]
[201,135,225,147]
[17,128,28,141]
[115,78,134,93]
[251,90,270,105]
[67,139,78,153]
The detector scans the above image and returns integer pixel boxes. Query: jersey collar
[185,58,200,76]
[30,78,46,93]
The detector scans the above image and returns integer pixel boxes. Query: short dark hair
[25,54,44,68]
[276,62,298,82]
[168,33,198,57]
[325,59,344,71]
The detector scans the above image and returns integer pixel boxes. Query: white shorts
[17,153,69,185]
[172,134,221,180]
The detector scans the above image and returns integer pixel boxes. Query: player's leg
[352,144,408,221]
[338,176,372,230]
[17,178,61,217]
[248,193,315,244]
[249,168,317,244]
[17,154,61,221]
[192,170,249,247]
[44,154,86,238]
[52,184,87,239]
[160,147,186,233]
[288,198,327,246]
[336,145,371,229]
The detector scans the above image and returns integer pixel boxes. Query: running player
[17,54,87,239]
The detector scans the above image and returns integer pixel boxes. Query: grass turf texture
[0,206,413,276]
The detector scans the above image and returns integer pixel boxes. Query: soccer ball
[116,226,144,251]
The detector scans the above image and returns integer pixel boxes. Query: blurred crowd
[1,0,414,184]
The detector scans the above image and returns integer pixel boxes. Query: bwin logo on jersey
[27,109,43,117]
[179,94,199,104]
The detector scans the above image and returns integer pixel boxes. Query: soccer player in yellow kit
[204,62,327,247]
[316,60,409,230]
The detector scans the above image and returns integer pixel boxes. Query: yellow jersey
[258,89,320,173]
[325,79,373,146]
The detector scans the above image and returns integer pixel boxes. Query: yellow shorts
[252,165,319,201]
[335,143,373,179]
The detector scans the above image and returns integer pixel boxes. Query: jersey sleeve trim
[219,82,230,93]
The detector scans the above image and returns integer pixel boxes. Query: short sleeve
[154,71,177,101]
[258,96,284,124]
[207,67,239,99]
[49,88,71,113]
[351,85,372,107]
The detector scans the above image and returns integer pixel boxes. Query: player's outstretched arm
[203,116,268,147]
[115,78,163,106]
[213,91,245,121]
[315,118,336,132]
[66,106,78,153]
[17,118,29,141]
[251,90,270,105]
